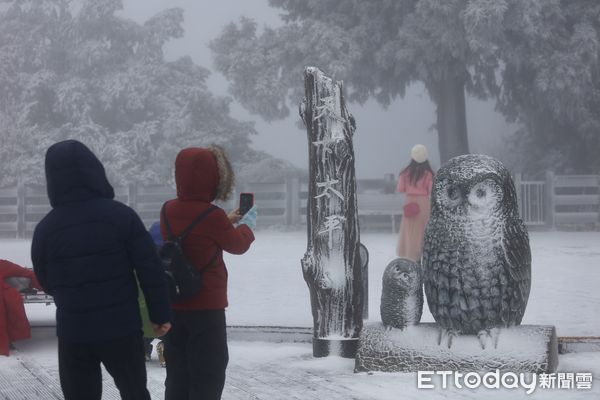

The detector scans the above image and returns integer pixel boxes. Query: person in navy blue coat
[31,140,172,400]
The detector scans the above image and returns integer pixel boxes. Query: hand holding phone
[239,193,254,215]
[238,205,257,230]
[227,209,242,224]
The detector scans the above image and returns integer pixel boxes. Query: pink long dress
[395,170,433,262]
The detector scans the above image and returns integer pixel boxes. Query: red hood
[175,148,219,202]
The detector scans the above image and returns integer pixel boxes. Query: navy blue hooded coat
[31,140,171,342]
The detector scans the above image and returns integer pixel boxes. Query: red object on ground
[0,259,40,356]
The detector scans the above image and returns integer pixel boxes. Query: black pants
[58,332,150,400]
[164,309,228,400]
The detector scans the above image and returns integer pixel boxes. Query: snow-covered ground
[231,229,600,336]
[14,230,600,334]
[2,229,599,399]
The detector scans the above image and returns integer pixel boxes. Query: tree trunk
[299,67,363,358]
[431,72,470,163]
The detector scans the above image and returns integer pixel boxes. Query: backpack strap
[160,203,220,273]
[161,202,175,241]
[161,202,218,242]
[202,248,220,273]
[179,205,218,241]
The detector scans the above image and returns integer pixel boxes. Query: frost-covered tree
[211,0,600,172]
[0,0,259,185]
[489,0,600,174]
[210,0,516,162]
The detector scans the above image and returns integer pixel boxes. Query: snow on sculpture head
[431,154,518,222]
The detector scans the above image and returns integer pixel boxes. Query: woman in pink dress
[396,144,434,262]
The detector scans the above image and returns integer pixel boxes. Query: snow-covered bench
[357,193,404,232]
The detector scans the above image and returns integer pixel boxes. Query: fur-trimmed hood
[174,146,234,202]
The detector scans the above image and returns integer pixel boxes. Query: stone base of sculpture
[355,322,558,373]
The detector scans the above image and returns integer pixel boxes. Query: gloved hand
[238,205,257,230]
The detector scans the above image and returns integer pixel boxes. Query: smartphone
[239,193,254,215]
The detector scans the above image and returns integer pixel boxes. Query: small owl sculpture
[423,154,531,347]
[380,258,423,330]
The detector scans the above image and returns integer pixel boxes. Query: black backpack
[159,204,218,302]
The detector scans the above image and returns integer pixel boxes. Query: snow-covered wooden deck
[0,350,364,400]
[3,327,600,400]
[1,327,365,400]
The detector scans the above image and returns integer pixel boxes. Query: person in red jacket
[161,145,255,400]
[0,259,41,356]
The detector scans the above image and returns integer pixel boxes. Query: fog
[121,0,515,178]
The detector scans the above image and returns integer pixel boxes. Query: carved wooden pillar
[299,67,363,358]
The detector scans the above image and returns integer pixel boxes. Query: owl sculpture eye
[448,187,460,200]
[468,180,502,211]
[439,181,463,209]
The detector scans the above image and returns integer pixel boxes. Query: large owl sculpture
[422,154,531,348]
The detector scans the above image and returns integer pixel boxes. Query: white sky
[121,0,515,178]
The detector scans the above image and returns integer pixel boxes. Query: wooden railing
[549,173,600,227]
[515,172,599,228]
[514,174,546,226]
[1,173,599,238]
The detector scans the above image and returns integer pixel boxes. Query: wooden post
[16,180,25,239]
[545,171,555,227]
[128,182,138,210]
[514,173,523,222]
[383,173,395,194]
[299,67,363,358]
[287,178,300,226]
[597,175,600,229]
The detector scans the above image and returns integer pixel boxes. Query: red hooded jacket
[0,260,41,356]
[161,148,254,310]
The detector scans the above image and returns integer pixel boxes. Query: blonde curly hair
[208,145,235,201]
